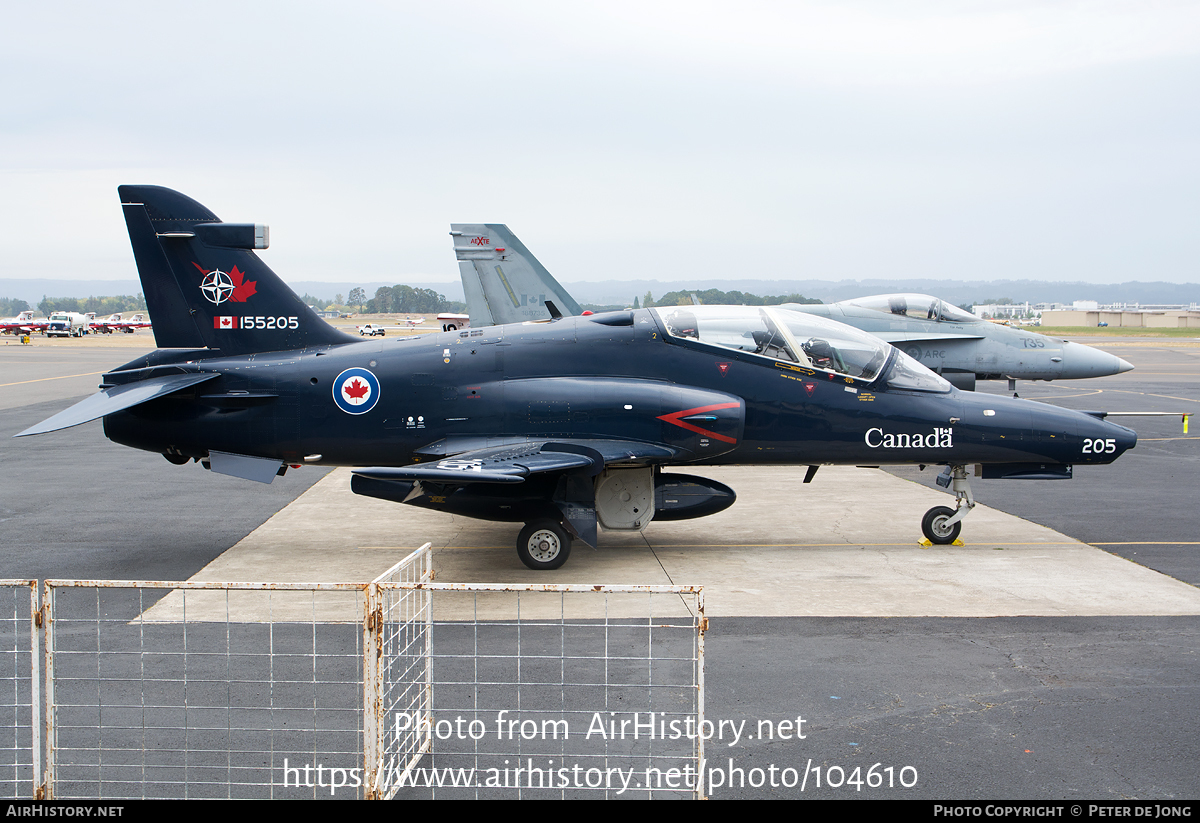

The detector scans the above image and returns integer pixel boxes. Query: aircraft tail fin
[449,224,582,326]
[118,185,356,353]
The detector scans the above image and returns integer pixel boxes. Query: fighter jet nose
[1108,421,1138,456]
[1080,416,1137,459]
[1060,341,1134,379]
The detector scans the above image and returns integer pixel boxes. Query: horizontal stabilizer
[14,372,219,437]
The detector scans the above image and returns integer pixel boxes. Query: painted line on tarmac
[421,542,1087,549]
[0,370,105,388]
[1091,541,1200,545]
[1020,389,1105,400]
[1105,388,1199,404]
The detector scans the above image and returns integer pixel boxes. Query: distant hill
[3,277,1196,312]
[560,278,1200,307]
[0,279,464,309]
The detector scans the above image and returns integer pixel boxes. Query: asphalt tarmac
[888,338,1200,586]
[1,334,1197,800]
[0,342,334,582]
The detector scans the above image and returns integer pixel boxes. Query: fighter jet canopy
[840,294,980,324]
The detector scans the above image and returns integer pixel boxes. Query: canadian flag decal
[215,316,237,329]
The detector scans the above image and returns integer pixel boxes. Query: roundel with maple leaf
[333,368,381,415]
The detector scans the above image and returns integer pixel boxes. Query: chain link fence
[11,547,704,799]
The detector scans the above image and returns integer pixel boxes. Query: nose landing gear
[921,465,975,545]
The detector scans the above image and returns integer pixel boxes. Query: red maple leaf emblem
[228,266,257,303]
[343,378,370,401]
[192,262,257,303]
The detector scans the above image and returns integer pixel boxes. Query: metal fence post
[41,582,54,800]
[362,580,383,798]
[28,582,41,800]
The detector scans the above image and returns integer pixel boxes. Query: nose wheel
[921,506,962,544]
[517,520,572,570]
[921,465,975,545]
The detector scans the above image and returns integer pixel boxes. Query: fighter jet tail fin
[450,224,583,326]
[118,185,356,353]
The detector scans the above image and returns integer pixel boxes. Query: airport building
[1041,308,1200,328]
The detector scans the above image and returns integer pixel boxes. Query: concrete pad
[143,465,1200,622]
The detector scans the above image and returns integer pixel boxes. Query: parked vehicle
[45,312,90,338]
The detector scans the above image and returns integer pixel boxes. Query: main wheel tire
[517,520,572,570]
[922,506,961,545]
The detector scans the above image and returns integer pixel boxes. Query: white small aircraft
[0,310,47,335]
[86,312,151,333]
[88,313,122,333]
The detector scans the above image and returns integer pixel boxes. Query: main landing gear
[921,464,976,545]
[517,520,572,570]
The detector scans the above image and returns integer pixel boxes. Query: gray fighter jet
[789,294,1133,391]
[451,225,1133,391]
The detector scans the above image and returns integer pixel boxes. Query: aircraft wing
[353,439,680,547]
[353,439,678,485]
[875,331,985,344]
[15,372,220,437]
[1,322,39,334]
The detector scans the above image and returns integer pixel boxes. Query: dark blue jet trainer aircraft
[17,187,1138,570]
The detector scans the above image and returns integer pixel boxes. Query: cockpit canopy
[653,305,952,392]
[838,294,979,324]
[654,306,890,381]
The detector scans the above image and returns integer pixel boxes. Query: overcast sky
[2,1,1198,288]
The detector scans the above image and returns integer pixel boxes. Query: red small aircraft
[0,311,47,336]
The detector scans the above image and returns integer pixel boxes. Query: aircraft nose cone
[1060,341,1134,379]
[1078,414,1138,460]
[1106,421,1138,456]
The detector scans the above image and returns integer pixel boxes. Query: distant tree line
[301,293,361,311]
[1,298,31,315]
[641,289,821,308]
[365,285,465,314]
[37,294,147,316]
